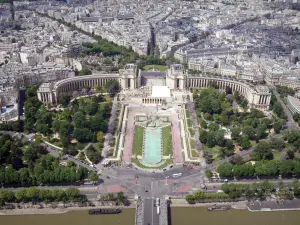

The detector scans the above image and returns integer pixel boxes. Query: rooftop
[151,86,171,98]
[288,95,300,111]
[255,85,269,93]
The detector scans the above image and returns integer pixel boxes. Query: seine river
[1,208,300,225]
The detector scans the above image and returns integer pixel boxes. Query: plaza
[121,103,186,168]
[36,63,272,170]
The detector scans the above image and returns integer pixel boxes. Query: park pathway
[186,102,206,167]
[103,96,118,157]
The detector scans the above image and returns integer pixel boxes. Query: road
[272,88,300,130]
[143,198,159,225]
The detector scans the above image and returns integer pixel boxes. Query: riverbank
[0,205,136,216]
[0,200,136,216]
[3,198,300,215]
[170,198,248,209]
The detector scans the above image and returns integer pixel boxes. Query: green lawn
[143,64,168,71]
[69,142,89,151]
[273,151,281,160]
[132,126,144,156]
[132,158,172,169]
[187,119,192,127]
[162,126,173,156]
[190,138,195,149]
[186,110,191,119]
[203,145,221,161]
[188,127,195,136]
[191,149,199,158]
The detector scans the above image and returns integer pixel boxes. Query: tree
[203,151,213,164]
[106,80,120,97]
[185,194,195,204]
[231,127,241,141]
[213,114,220,123]
[225,139,234,150]
[59,94,71,107]
[206,132,216,148]
[86,102,99,115]
[245,189,255,199]
[214,131,225,146]
[283,129,300,143]
[277,188,294,200]
[0,190,15,202]
[242,126,256,140]
[220,114,229,125]
[88,171,98,183]
[67,161,76,168]
[73,112,86,128]
[240,136,250,149]
[217,162,233,178]
[59,121,74,140]
[264,161,278,177]
[96,131,105,142]
[199,129,208,143]
[51,189,67,201]
[269,137,285,151]
[256,124,268,140]
[199,119,207,129]
[19,168,32,186]
[36,123,49,134]
[203,113,212,121]
[15,189,27,202]
[65,188,80,201]
[292,180,300,196]
[208,122,219,132]
[26,187,39,200]
[239,99,248,110]
[278,160,294,176]
[273,102,285,118]
[230,154,244,165]
[205,169,213,178]
[278,180,284,190]
[117,192,126,203]
[251,141,273,161]
[24,146,38,162]
[73,128,93,142]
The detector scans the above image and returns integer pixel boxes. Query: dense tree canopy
[0,135,88,187]
[217,160,300,178]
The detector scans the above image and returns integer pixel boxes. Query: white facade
[37,64,271,111]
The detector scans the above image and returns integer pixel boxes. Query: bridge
[135,197,169,225]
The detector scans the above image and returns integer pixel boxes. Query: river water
[1,208,300,225]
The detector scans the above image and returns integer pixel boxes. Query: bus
[172,173,182,178]
[156,198,160,206]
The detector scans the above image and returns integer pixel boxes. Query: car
[163,169,166,171]
[200,184,207,190]
[145,190,148,192]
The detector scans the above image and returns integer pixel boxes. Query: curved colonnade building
[37,64,271,110]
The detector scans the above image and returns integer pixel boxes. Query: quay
[248,199,300,212]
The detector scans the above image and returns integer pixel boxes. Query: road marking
[151,198,154,225]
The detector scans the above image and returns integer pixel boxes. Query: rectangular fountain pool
[143,127,162,165]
